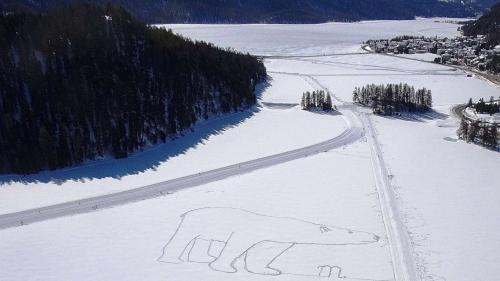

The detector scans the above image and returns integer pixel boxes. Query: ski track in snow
[303,74,418,281]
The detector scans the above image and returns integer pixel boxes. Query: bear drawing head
[314,225,380,245]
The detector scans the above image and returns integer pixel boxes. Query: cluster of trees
[458,119,498,149]
[468,97,500,115]
[300,90,334,111]
[390,35,425,41]
[0,4,266,174]
[353,83,433,115]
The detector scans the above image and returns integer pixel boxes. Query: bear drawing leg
[244,241,293,276]
[159,221,198,264]
[209,233,255,273]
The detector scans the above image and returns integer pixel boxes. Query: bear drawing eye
[320,226,331,233]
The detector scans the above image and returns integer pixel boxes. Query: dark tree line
[0,0,484,24]
[458,118,498,149]
[462,2,500,48]
[353,83,433,115]
[391,35,425,41]
[300,90,333,111]
[0,4,266,174]
[469,97,500,115]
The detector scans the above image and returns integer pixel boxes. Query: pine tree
[425,90,433,109]
[353,87,359,103]
[324,94,333,111]
[491,126,498,149]
[301,93,307,109]
[467,121,480,143]
[467,98,473,107]
[483,125,498,148]
[457,118,469,141]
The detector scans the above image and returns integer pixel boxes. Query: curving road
[0,108,363,230]
[451,104,467,119]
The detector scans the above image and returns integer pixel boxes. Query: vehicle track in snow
[361,114,418,281]
[300,73,418,281]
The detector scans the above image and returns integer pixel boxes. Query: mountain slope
[462,2,500,46]
[0,0,494,23]
[0,4,266,174]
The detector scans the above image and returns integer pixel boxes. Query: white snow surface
[1,18,500,281]
[0,141,394,281]
[165,18,462,56]
[371,108,500,281]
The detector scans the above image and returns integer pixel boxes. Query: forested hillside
[0,0,490,24]
[0,4,266,174]
[462,2,500,47]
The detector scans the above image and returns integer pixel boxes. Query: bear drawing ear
[320,226,331,233]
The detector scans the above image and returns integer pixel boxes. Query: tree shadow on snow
[303,108,342,116]
[0,80,271,185]
[312,110,343,116]
[382,109,449,123]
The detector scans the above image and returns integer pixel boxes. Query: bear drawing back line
[158,207,381,275]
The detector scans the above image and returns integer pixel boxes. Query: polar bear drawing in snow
[158,207,380,275]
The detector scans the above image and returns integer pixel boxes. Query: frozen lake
[1,18,499,281]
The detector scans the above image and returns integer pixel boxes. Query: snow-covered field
[1,18,499,281]
[0,141,395,281]
[371,108,500,281]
